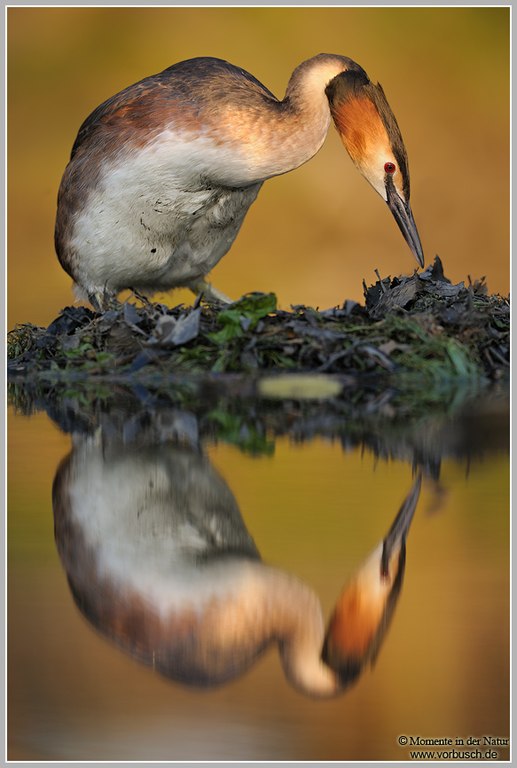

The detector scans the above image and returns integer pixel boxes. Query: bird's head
[321,473,422,689]
[326,68,424,268]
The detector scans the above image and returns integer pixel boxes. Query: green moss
[207,292,277,344]
[206,409,275,455]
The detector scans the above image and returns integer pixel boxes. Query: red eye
[384,162,396,174]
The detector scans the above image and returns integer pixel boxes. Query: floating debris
[258,374,344,401]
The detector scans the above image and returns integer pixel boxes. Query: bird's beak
[386,186,424,268]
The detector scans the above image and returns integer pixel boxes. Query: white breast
[70,131,262,296]
[66,438,259,615]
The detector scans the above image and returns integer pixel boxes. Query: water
[8,385,510,761]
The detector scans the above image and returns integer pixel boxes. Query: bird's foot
[129,288,154,307]
[87,287,120,314]
[188,278,232,306]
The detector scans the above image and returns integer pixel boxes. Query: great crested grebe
[53,430,422,698]
[55,54,424,310]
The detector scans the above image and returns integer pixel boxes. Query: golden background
[7,6,509,329]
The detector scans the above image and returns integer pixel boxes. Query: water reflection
[52,422,422,698]
[8,382,509,760]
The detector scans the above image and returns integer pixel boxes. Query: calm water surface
[8,389,510,761]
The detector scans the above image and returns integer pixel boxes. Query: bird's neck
[219,55,356,184]
[284,54,354,116]
[252,567,341,697]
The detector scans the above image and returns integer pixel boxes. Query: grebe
[53,432,422,698]
[55,55,424,310]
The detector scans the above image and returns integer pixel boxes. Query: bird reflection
[52,430,421,698]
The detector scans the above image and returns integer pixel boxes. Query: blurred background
[7,6,510,329]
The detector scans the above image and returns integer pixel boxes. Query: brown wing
[70,57,279,159]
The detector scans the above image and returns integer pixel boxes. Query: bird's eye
[384,162,396,175]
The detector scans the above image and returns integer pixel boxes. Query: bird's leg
[87,286,120,314]
[129,288,153,307]
[188,278,232,305]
